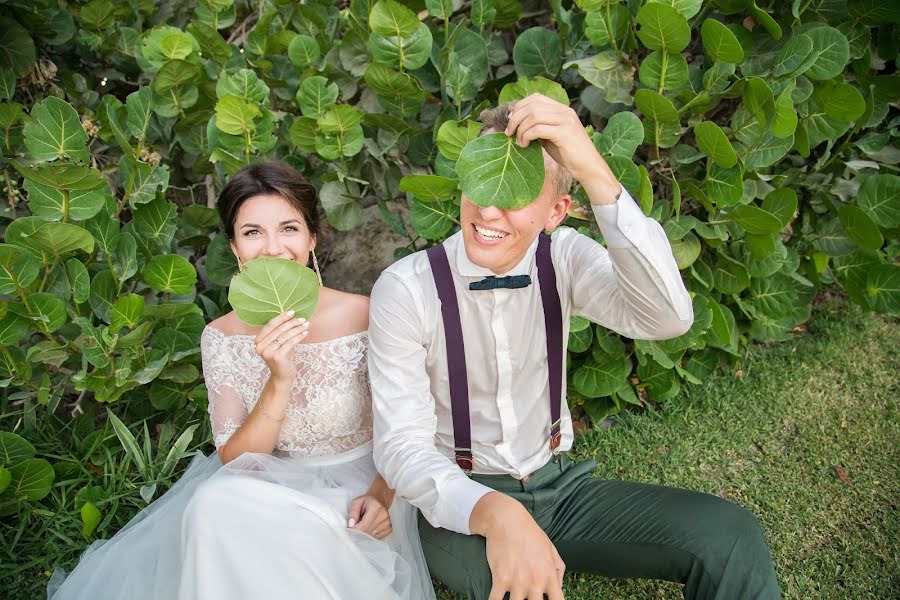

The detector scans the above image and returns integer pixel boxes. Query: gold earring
[311,249,323,286]
[236,255,246,272]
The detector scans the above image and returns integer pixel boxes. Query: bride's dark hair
[216,160,322,241]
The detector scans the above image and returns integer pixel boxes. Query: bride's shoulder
[204,312,255,338]
[315,288,369,336]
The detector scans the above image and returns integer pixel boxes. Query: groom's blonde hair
[479,103,574,201]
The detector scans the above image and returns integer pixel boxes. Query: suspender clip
[454,448,474,474]
[550,419,562,455]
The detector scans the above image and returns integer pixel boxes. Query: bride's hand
[347,494,393,540]
[254,310,310,383]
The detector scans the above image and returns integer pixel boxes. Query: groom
[368,94,780,600]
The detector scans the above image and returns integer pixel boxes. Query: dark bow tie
[469,274,533,291]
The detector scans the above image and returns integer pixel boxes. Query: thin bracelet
[257,407,286,423]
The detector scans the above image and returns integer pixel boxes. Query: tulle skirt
[47,442,435,600]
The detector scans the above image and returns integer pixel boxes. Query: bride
[48,160,435,600]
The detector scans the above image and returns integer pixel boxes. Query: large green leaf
[705,163,743,207]
[215,95,260,135]
[409,196,457,239]
[857,174,900,228]
[499,76,569,106]
[805,26,850,81]
[700,18,743,63]
[228,257,320,325]
[23,96,90,163]
[635,3,691,53]
[773,34,814,78]
[761,188,798,228]
[142,254,197,295]
[0,245,40,294]
[369,0,419,37]
[287,34,321,70]
[694,121,737,168]
[639,51,689,92]
[7,458,54,502]
[512,27,562,79]
[866,265,900,315]
[838,204,883,250]
[595,112,644,159]
[729,204,783,234]
[456,132,545,209]
[437,120,480,161]
[368,23,433,71]
[297,76,339,119]
[24,180,106,222]
[7,220,94,258]
[400,175,458,202]
[216,68,270,103]
[0,432,35,468]
[573,352,631,398]
[647,0,703,19]
[0,18,36,77]
[634,89,678,123]
[319,181,363,231]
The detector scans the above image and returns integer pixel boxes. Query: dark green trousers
[419,454,781,600]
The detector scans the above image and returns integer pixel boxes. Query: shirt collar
[450,230,542,278]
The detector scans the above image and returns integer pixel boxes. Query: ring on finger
[275,338,283,346]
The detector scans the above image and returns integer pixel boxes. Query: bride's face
[229,193,316,265]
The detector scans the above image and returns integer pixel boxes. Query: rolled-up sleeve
[562,188,693,340]
[368,272,492,535]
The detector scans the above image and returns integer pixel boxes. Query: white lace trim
[200,326,373,458]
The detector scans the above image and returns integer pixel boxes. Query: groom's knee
[419,516,492,598]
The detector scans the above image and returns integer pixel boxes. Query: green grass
[2,299,896,599]
[437,300,899,599]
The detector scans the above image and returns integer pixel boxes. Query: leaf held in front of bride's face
[456,132,545,210]
[228,257,320,325]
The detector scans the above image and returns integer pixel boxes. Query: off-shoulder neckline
[203,325,368,348]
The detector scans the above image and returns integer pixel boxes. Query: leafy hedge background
[0,0,897,593]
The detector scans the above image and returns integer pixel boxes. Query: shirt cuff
[591,188,646,249]
[435,475,494,535]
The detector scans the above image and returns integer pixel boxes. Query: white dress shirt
[368,188,693,535]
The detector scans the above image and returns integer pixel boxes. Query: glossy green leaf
[288,34,321,70]
[456,132,545,209]
[319,181,363,231]
[142,254,197,295]
[595,112,644,159]
[573,352,631,398]
[7,458,54,501]
[499,76,569,106]
[806,26,850,81]
[694,121,737,168]
[512,27,562,78]
[634,89,678,123]
[729,204,783,234]
[24,96,89,163]
[215,95,260,135]
[857,174,900,228]
[866,265,900,315]
[400,175,458,202]
[639,51,689,91]
[437,120,481,161]
[700,18,744,63]
[369,0,420,38]
[228,257,320,325]
[636,3,691,53]
[297,76,339,119]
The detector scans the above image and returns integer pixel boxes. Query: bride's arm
[216,378,292,463]
[365,472,396,509]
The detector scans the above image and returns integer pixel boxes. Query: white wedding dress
[48,326,435,600]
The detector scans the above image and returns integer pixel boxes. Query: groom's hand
[504,93,621,206]
[471,492,565,600]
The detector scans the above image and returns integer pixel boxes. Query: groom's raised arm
[368,272,493,535]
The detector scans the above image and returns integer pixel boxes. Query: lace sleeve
[201,327,249,448]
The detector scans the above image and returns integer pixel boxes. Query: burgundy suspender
[536,234,564,452]
[426,244,474,472]
[426,233,563,474]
